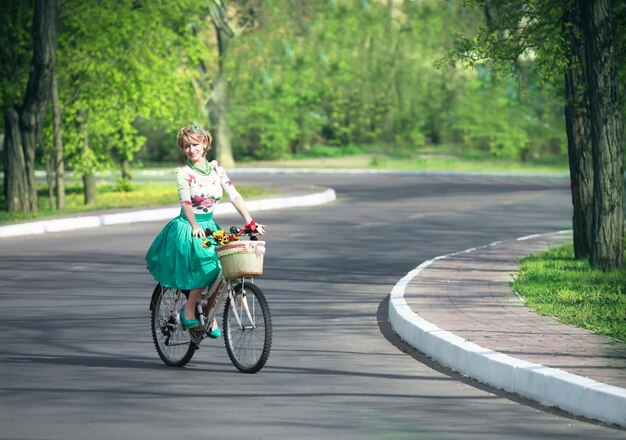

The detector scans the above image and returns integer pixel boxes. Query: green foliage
[437,1,594,161]
[49,0,208,175]
[513,239,626,342]
[232,99,301,160]
[222,0,569,161]
[0,0,33,116]
[114,177,134,193]
[441,0,568,82]
[2,0,605,183]
[450,75,566,160]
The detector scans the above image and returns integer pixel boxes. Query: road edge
[388,230,626,428]
[0,187,336,238]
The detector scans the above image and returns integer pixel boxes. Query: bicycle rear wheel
[223,282,272,373]
[151,284,196,367]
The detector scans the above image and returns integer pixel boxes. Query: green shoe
[208,325,221,339]
[180,309,200,330]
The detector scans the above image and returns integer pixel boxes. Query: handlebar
[191,223,261,245]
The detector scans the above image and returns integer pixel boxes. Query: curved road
[1,173,623,439]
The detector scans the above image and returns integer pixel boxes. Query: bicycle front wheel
[151,284,196,367]
[223,282,272,373]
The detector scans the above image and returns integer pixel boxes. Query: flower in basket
[201,229,242,247]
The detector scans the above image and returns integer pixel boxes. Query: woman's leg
[204,269,223,331]
[182,286,219,333]
[207,288,220,331]
[184,287,204,321]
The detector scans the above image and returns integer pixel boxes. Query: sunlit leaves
[56,0,209,173]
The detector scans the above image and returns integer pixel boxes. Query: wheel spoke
[151,285,195,367]
[223,283,272,373]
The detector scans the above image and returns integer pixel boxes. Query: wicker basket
[217,240,266,280]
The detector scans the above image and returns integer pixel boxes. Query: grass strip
[0,182,273,225]
[234,154,568,174]
[512,240,626,342]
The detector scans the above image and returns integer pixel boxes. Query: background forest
[2,0,625,270]
[1,0,586,174]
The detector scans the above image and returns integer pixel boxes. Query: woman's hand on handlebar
[244,219,266,236]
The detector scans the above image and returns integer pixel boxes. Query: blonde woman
[146,125,266,337]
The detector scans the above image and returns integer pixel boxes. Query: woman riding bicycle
[145,124,266,336]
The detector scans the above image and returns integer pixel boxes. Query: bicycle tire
[151,283,196,367]
[223,282,272,373]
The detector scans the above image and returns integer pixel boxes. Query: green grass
[0,181,273,225]
[293,144,365,159]
[234,154,569,174]
[512,241,626,342]
[236,145,569,175]
[367,156,568,174]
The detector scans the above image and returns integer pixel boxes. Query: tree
[226,1,326,159]
[203,0,261,168]
[227,0,539,159]
[563,2,593,258]
[3,0,59,212]
[1,0,32,201]
[206,0,237,168]
[56,0,204,204]
[51,69,65,209]
[443,0,624,270]
[582,0,624,270]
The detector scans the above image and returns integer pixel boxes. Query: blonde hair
[177,125,213,151]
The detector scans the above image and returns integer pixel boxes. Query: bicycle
[149,227,272,373]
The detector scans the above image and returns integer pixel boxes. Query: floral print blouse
[176,160,240,214]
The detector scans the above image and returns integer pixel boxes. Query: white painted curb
[0,187,335,238]
[388,231,626,427]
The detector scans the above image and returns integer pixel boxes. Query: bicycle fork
[228,282,256,330]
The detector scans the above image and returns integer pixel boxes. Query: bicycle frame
[189,272,257,341]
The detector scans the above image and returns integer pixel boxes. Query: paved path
[402,231,626,423]
[2,172,625,439]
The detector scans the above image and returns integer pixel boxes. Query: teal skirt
[145,212,222,290]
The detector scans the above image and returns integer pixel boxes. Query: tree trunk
[563,3,593,259]
[4,0,59,212]
[79,111,97,205]
[207,11,235,168]
[83,172,96,205]
[3,108,29,211]
[45,154,55,210]
[121,158,132,181]
[207,70,235,168]
[52,70,65,210]
[2,134,6,201]
[582,0,624,271]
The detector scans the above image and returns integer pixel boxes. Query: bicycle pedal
[189,329,205,344]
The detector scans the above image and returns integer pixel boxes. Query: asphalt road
[1,172,623,440]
